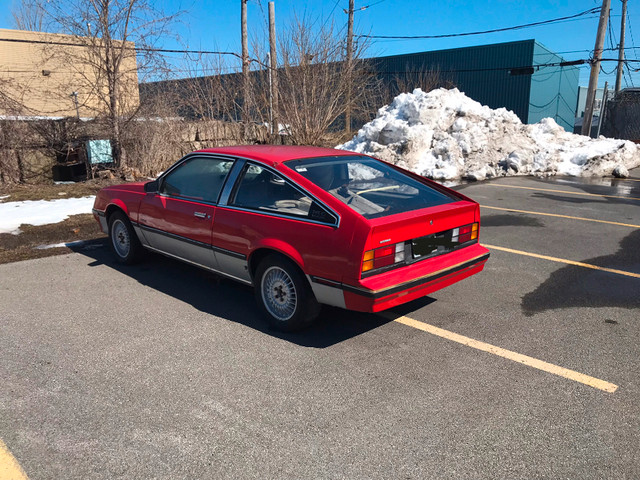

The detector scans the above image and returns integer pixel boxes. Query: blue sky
[2,0,639,88]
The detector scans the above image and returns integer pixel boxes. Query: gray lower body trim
[132,225,148,246]
[92,209,108,233]
[144,245,252,285]
[216,251,251,283]
[307,275,346,309]
[142,226,217,269]
[134,222,251,285]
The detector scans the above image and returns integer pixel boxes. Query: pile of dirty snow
[338,88,640,181]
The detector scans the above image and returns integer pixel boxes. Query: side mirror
[144,180,159,193]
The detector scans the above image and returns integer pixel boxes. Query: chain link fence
[600,89,640,142]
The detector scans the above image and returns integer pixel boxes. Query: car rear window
[285,156,455,219]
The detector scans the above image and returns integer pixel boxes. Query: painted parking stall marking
[0,439,29,480]
[486,183,640,202]
[384,314,618,393]
[481,205,640,229]
[484,244,640,279]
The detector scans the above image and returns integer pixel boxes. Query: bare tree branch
[11,0,183,169]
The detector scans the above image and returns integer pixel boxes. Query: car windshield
[285,156,455,219]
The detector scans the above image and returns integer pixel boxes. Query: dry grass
[0,177,122,202]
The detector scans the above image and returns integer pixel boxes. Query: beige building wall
[0,28,140,118]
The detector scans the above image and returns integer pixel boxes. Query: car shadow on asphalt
[543,176,640,199]
[521,229,640,316]
[70,239,420,348]
[528,192,640,207]
[455,175,640,206]
[522,176,640,206]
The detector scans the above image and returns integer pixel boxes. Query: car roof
[193,145,363,166]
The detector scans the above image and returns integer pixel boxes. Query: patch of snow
[36,240,87,250]
[0,196,95,235]
[613,165,629,178]
[0,115,93,121]
[262,122,290,135]
[338,88,640,181]
[0,195,10,201]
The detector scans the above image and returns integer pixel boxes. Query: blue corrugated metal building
[368,39,579,130]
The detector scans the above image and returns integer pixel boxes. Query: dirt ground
[0,214,106,264]
[0,179,120,264]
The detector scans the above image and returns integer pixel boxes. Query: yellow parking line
[484,244,640,278]
[486,183,640,201]
[0,439,29,480]
[481,205,640,229]
[385,314,618,393]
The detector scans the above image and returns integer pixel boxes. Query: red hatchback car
[93,145,489,330]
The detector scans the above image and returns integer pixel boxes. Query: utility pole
[615,0,627,94]
[269,1,278,137]
[241,0,249,126]
[345,0,354,134]
[597,81,609,137]
[582,0,611,136]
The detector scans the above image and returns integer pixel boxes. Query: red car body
[93,145,489,327]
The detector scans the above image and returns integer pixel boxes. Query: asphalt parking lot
[1,171,639,479]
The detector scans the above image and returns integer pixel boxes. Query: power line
[534,49,590,56]
[529,94,560,110]
[5,21,639,63]
[370,57,640,79]
[606,7,625,87]
[5,34,640,79]
[343,0,385,14]
[321,0,341,29]
[627,10,639,60]
[356,0,387,10]
[608,3,634,88]
[374,60,585,76]
[371,14,607,44]
[559,93,576,112]
[6,57,638,78]
[0,36,243,59]
[624,7,637,86]
[356,7,600,40]
[601,57,640,63]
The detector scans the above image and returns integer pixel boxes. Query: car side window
[231,164,322,219]
[160,157,234,203]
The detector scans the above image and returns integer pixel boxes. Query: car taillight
[362,243,405,273]
[452,222,478,244]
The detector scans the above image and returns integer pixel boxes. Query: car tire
[108,210,144,265]
[254,255,320,332]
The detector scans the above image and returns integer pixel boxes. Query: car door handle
[194,212,207,218]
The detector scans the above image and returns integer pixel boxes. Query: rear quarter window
[231,163,337,224]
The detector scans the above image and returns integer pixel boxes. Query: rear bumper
[310,244,489,312]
